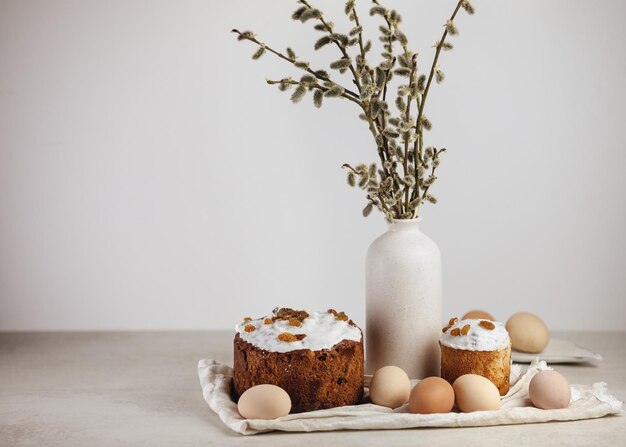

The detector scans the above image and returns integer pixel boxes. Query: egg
[506,312,549,353]
[453,374,501,412]
[529,370,571,409]
[369,365,411,408]
[237,384,291,419]
[408,377,455,414]
[462,310,495,321]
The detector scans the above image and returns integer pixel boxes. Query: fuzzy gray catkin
[233,0,474,219]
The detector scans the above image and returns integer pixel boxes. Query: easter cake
[233,308,364,413]
[439,317,511,395]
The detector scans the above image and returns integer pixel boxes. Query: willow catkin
[233,0,475,219]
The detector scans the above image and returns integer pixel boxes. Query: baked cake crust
[439,318,512,396]
[439,342,511,395]
[233,334,364,413]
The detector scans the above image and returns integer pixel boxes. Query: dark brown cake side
[233,334,364,413]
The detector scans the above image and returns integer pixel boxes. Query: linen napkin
[197,358,622,435]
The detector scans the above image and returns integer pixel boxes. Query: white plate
[511,337,602,364]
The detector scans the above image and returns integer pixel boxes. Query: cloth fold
[197,358,623,435]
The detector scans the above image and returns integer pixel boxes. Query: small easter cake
[233,308,364,413]
[439,317,511,395]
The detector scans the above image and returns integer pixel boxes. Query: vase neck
[388,218,422,232]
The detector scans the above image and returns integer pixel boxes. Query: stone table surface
[0,331,624,446]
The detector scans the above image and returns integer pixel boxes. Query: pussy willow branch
[378,59,398,209]
[376,191,392,214]
[416,1,463,122]
[350,3,378,105]
[342,162,390,215]
[234,0,473,220]
[231,29,360,100]
[349,4,367,67]
[371,10,397,210]
[411,0,463,214]
[403,54,418,210]
[368,55,395,181]
[376,3,415,215]
[300,0,362,92]
[364,112,390,179]
[265,79,362,106]
[420,159,438,202]
[411,132,423,206]
[295,0,389,182]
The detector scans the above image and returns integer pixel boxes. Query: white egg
[237,384,291,419]
[453,374,501,412]
[369,365,411,409]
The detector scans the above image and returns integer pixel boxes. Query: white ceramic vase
[365,218,442,379]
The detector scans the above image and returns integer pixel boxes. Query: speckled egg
[237,384,291,419]
[529,370,571,410]
[369,365,411,409]
[506,312,549,353]
[453,374,501,412]
[409,377,455,414]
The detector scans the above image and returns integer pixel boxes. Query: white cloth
[197,358,623,435]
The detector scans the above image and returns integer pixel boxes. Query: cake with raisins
[232,308,364,413]
[439,317,511,395]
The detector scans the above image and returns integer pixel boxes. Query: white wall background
[1,0,624,331]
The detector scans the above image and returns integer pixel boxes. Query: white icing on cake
[235,310,362,353]
[439,318,510,351]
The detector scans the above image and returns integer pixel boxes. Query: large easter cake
[233,308,364,413]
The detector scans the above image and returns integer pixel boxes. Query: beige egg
[453,374,501,412]
[237,384,291,419]
[409,376,455,414]
[369,365,411,408]
[529,370,571,410]
[506,312,549,353]
[462,310,495,321]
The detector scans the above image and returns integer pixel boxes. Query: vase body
[365,219,442,379]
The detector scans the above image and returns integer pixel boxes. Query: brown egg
[506,312,549,353]
[529,370,571,409]
[369,365,411,409]
[237,384,291,419]
[453,374,501,412]
[462,310,495,321]
[408,377,455,414]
